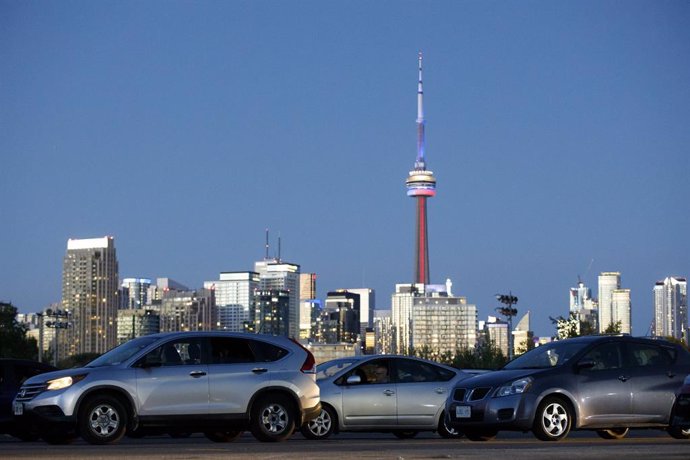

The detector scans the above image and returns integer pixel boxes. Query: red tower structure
[405,53,436,286]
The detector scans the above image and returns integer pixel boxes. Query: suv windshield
[85,336,162,367]
[503,340,589,370]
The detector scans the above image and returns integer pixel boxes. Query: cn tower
[406,52,436,286]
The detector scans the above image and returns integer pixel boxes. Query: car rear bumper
[301,402,322,424]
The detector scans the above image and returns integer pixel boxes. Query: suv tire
[78,395,128,445]
[250,394,296,442]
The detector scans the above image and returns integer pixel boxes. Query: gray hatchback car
[446,335,690,441]
[13,332,321,445]
[301,355,477,440]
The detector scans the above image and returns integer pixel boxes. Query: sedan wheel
[597,428,629,439]
[438,412,463,439]
[533,396,571,441]
[301,406,336,440]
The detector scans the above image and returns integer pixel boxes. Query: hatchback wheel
[301,406,336,440]
[250,394,296,442]
[204,430,242,442]
[597,428,629,439]
[78,396,128,445]
[668,426,690,439]
[533,396,571,441]
[438,412,463,439]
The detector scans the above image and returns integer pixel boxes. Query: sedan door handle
[252,368,268,374]
[618,375,629,382]
[189,371,207,378]
[383,389,395,396]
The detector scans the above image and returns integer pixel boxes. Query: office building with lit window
[204,271,259,332]
[654,276,687,340]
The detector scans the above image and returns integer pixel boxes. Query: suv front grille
[15,383,48,402]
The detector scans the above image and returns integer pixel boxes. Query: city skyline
[2,2,689,338]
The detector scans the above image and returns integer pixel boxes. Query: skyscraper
[255,259,300,338]
[598,272,621,332]
[204,271,260,331]
[654,276,688,341]
[405,53,436,285]
[62,236,119,356]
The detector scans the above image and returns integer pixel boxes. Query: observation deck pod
[406,170,437,197]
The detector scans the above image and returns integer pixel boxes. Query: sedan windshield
[503,340,589,370]
[316,358,360,381]
[85,336,162,367]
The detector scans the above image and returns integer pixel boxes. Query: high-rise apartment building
[343,288,375,338]
[255,259,300,338]
[159,288,216,332]
[116,308,159,344]
[373,309,394,354]
[569,279,598,333]
[321,290,361,344]
[253,289,290,335]
[484,316,509,357]
[392,283,477,355]
[654,276,688,341]
[204,272,259,331]
[120,278,152,310]
[598,272,631,333]
[62,237,119,357]
[299,273,317,339]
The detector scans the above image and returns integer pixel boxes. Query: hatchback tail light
[290,338,316,374]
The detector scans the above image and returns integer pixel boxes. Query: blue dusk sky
[1,1,688,338]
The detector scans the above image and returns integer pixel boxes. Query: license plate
[13,402,23,416]
[455,405,471,418]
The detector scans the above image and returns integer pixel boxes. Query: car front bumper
[446,393,537,432]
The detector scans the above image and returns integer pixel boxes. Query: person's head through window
[373,364,389,383]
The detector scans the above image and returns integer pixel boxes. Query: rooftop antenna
[277,233,282,262]
[265,228,270,260]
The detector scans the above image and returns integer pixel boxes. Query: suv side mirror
[139,353,163,368]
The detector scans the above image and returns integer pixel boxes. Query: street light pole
[495,293,518,361]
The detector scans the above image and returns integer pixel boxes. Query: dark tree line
[0,302,38,360]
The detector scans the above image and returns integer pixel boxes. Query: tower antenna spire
[416,52,426,169]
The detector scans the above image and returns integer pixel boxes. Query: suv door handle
[618,375,629,382]
[435,388,446,394]
[383,389,395,396]
[252,368,268,374]
[189,371,207,378]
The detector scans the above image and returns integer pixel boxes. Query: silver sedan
[301,355,477,439]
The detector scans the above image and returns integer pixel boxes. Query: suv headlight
[495,377,533,397]
[46,374,87,391]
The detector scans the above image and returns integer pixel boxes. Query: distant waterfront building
[321,290,361,344]
[344,288,375,339]
[569,279,598,333]
[484,316,509,357]
[62,236,119,357]
[373,309,394,354]
[120,278,152,310]
[116,308,159,344]
[299,273,317,339]
[159,288,216,332]
[253,289,290,335]
[512,311,534,356]
[653,276,688,341]
[255,260,300,338]
[204,272,259,332]
[391,282,477,356]
[598,272,631,333]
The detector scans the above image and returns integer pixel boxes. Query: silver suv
[13,332,320,445]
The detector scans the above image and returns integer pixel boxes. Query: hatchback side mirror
[346,375,362,385]
[576,359,596,371]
